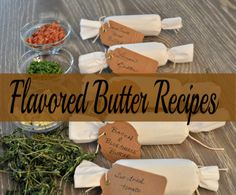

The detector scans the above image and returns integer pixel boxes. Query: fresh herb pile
[0,129,96,195]
[27,61,62,74]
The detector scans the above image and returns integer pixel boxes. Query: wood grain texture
[0,0,235,194]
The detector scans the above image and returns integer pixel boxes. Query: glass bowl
[17,48,74,74]
[14,121,64,133]
[20,18,71,52]
[16,48,73,133]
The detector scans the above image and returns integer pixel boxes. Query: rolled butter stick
[69,121,225,145]
[69,121,104,143]
[78,42,194,73]
[74,159,222,194]
[131,121,226,145]
[80,14,182,40]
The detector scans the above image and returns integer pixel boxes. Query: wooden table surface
[0,0,235,194]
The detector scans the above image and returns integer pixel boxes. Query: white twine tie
[92,16,106,43]
[188,134,224,151]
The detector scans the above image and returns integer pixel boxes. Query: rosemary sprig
[0,129,96,195]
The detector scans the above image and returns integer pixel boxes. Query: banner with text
[0,74,235,124]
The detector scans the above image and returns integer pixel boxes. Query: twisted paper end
[74,160,108,188]
[189,121,226,133]
[69,121,104,143]
[78,52,107,74]
[167,44,194,64]
[198,166,220,191]
[161,17,182,30]
[80,19,102,40]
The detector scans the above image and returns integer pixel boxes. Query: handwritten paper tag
[106,48,159,73]
[98,122,141,162]
[100,164,167,195]
[100,20,144,46]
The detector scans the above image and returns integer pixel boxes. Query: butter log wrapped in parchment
[80,14,182,40]
[74,159,223,195]
[78,42,194,73]
[69,121,225,147]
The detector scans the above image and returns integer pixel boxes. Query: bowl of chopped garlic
[14,121,63,133]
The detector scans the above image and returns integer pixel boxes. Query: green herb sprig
[27,61,62,74]
[0,129,96,195]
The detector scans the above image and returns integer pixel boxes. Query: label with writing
[100,164,167,195]
[98,122,141,162]
[100,20,144,46]
[106,48,158,73]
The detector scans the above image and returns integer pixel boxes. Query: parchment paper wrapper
[78,42,194,73]
[80,14,182,40]
[74,159,220,194]
[69,121,225,145]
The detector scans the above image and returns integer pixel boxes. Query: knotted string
[95,132,106,154]
[96,59,106,74]
[218,168,228,171]
[195,188,200,195]
[92,33,100,44]
[188,134,224,151]
[97,48,112,74]
[98,48,113,74]
[105,50,113,61]
[105,172,110,185]
[92,16,106,43]
[174,29,180,35]
[85,186,96,194]
[95,144,100,154]
[197,165,228,171]
[85,171,110,194]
